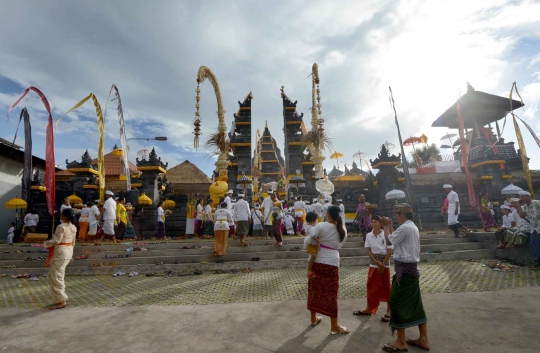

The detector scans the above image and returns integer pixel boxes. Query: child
[304,211,320,278]
[284,210,295,235]
[251,204,263,238]
[7,222,15,245]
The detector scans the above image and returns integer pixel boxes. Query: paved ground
[1,260,538,308]
[0,287,539,353]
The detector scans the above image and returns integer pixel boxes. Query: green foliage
[408,143,442,167]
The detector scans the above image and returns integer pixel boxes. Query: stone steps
[0,232,494,276]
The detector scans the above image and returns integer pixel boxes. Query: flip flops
[353,311,372,316]
[406,339,430,351]
[381,314,390,322]
[330,326,350,335]
[251,257,260,261]
[311,317,323,327]
[382,344,408,352]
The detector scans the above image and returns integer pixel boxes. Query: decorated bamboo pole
[57,94,105,201]
[309,63,326,179]
[193,66,230,180]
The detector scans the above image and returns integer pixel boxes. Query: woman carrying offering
[480,192,497,231]
[45,208,77,310]
[353,215,392,321]
[304,205,349,334]
[213,202,233,256]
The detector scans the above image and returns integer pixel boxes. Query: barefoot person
[45,208,76,310]
[261,191,276,240]
[234,193,251,247]
[353,215,392,322]
[304,205,349,334]
[381,204,430,352]
[444,184,469,237]
[96,191,121,245]
[213,202,233,256]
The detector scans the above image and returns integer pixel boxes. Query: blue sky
[1,0,540,176]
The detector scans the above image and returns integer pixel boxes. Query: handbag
[88,221,98,236]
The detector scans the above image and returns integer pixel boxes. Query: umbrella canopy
[353,151,367,159]
[432,90,524,129]
[67,194,83,204]
[163,199,176,209]
[385,189,406,200]
[403,137,421,146]
[440,133,457,141]
[138,192,153,206]
[5,196,28,209]
[330,151,344,159]
[501,183,523,195]
[315,178,334,194]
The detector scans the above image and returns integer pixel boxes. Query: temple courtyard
[0,260,539,352]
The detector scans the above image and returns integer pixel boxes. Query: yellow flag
[513,116,534,197]
[57,94,105,201]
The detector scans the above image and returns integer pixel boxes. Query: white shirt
[511,209,529,227]
[365,230,393,268]
[8,226,14,237]
[261,196,274,225]
[214,208,233,223]
[197,204,204,220]
[88,205,99,223]
[24,213,39,227]
[157,207,165,223]
[388,220,420,263]
[102,197,117,221]
[284,214,295,229]
[251,210,263,225]
[338,204,345,216]
[79,208,91,223]
[224,196,232,210]
[234,199,251,221]
[311,203,324,217]
[293,201,307,211]
[205,204,213,221]
[447,190,460,225]
[303,222,347,267]
[60,204,72,213]
[501,214,512,228]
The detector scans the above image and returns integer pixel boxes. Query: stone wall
[470,232,535,265]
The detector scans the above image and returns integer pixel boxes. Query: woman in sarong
[213,202,233,256]
[185,200,196,237]
[195,199,204,239]
[78,203,91,242]
[355,194,372,240]
[155,201,166,239]
[480,193,497,231]
[271,201,284,246]
[304,205,349,334]
[45,208,76,310]
[353,215,392,321]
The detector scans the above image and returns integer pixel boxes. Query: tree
[408,143,442,167]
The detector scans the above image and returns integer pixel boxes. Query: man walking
[97,191,120,245]
[381,204,430,352]
[311,198,324,222]
[444,184,469,237]
[262,191,276,240]
[23,209,39,241]
[234,193,251,247]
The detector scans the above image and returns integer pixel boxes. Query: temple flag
[7,87,56,216]
[104,84,131,190]
[509,82,534,198]
[457,97,478,209]
[57,94,105,201]
[517,117,540,149]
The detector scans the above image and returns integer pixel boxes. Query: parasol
[5,196,28,209]
[330,151,344,169]
[353,150,367,171]
[501,183,523,195]
[385,189,406,202]
[403,137,421,165]
[315,177,334,194]
[441,132,457,152]
[237,173,253,196]
[383,141,395,150]
[163,199,176,209]
[138,192,153,207]
[67,194,83,204]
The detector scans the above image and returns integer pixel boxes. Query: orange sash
[46,242,73,267]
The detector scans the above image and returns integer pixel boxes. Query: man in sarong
[515,191,540,268]
[261,191,276,240]
[444,184,469,237]
[97,190,120,245]
[311,198,324,222]
[381,204,430,352]
[505,197,532,248]
[224,190,233,210]
[234,193,251,247]
[294,196,308,235]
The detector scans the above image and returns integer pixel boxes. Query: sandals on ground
[330,326,350,335]
[311,316,323,327]
[381,314,390,322]
[353,310,372,316]
[382,344,408,352]
[406,339,430,351]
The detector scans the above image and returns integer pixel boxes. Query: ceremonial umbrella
[353,151,367,170]
[330,151,344,169]
[5,196,28,231]
[138,192,153,207]
[403,137,421,165]
[67,194,83,205]
[315,177,334,194]
[163,199,176,210]
[290,173,306,196]
[385,189,406,203]
[441,132,457,152]
[237,173,253,196]
[501,183,523,195]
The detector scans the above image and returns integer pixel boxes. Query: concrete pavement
[0,287,539,353]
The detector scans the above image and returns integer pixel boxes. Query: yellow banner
[57,94,105,201]
[513,116,534,197]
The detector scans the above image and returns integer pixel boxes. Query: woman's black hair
[371,214,383,223]
[196,199,202,205]
[61,208,74,223]
[306,211,318,223]
[220,202,227,209]
[87,202,92,207]
[327,205,346,242]
[10,222,14,226]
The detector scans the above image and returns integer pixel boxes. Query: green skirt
[389,274,427,332]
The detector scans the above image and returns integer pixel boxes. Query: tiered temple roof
[255,124,285,184]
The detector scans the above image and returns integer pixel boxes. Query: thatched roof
[167,160,212,184]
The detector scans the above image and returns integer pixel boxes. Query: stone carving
[136,147,168,169]
[65,150,96,169]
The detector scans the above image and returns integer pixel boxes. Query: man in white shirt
[234,193,251,246]
[224,190,233,210]
[495,205,512,249]
[337,199,346,225]
[97,190,120,245]
[322,199,331,221]
[87,200,100,240]
[311,199,324,222]
[60,198,72,214]
[382,203,430,352]
[444,184,469,238]
[293,196,308,235]
[261,191,276,239]
[205,201,214,237]
[23,209,39,240]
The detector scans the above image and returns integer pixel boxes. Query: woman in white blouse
[304,205,349,334]
[45,208,77,310]
[195,199,204,239]
[213,202,233,256]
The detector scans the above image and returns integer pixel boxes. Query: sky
[1,0,540,177]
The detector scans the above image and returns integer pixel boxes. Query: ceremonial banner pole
[11,108,32,202]
[104,84,131,190]
[7,87,56,218]
[57,94,106,201]
[456,96,478,209]
[389,87,413,205]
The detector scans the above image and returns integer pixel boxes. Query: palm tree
[409,143,442,168]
